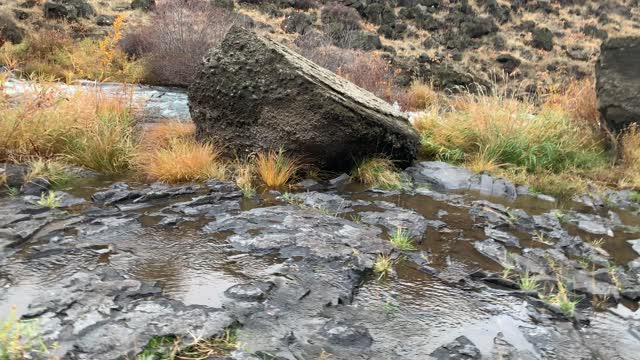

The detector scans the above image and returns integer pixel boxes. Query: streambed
[2,163,640,359]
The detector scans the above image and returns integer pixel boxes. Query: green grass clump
[1,308,53,359]
[353,157,402,190]
[25,159,72,188]
[518,272,539,292]
[631,191,640,204]
[389,227,417,251]
[544,279,580,316]
[37,191,60,208]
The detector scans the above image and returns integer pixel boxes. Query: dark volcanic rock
[430,335,481,359]
[189,26,419,171]
[531,27,554,51]
[0,15,25,44]
[281,11,314,34]
[130,0,155,10]
[43,0,95,20]
[596,37,640,132]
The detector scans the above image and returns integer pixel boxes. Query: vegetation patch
[255,149,302,189]
[388,227,416,251]
[137,139,227,184]
[1,307,55,359]
[373,254,393,280]
[352,157,402,190]
[136,328,239,360]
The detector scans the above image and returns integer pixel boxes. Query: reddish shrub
[121,0,236,86]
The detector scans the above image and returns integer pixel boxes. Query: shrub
[353,157,402,189]
[137,138,226,183]
[122,0,237,86]
[0,19,145,83]
[255,148,301,188]
[321,4,362,30]
[337,52,399,103]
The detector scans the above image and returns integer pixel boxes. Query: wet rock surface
[2,162,640,359]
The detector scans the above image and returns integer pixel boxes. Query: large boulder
[596,37,640,132]
[189,26,419,171]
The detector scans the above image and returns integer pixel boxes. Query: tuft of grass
[619,124,640,188]
[37,191,60,208]
[389,227,417,251]
[518,272,539,292]
[373,254,393,280]
[234,160,256,198]
[0,307,54,359]
[631,191,640,204]
[140,122,195,149]
[25,158,71,188]
[0,89,138,174]
[402,81,439,111]
[255,148,301,189]
[177,328,239,360]
[413,82,611,199]
[353,157,402,190]
[136,336,178,360]
[544,278,580,316]
[137,139,226,184]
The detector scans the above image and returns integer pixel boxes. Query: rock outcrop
[188,25,419,171]
[43,0,95,20]
[596,36,640,132]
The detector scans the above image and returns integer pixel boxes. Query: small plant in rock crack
[501,267,514,280]
[6,187,19,198]
[608,262,623,290]
[389,227,417,251]
[630,191,640,204]
[532,231,553,245]
[590,237,605,249]
[544,278,580,316]
[0,307,55,359]
[382,300,400,316]
[347,213,362,224]
[519,272,539,292]
[37,191,61,208]
[373,254,394,280]
[553,210,568,223]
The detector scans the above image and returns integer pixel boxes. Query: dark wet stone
[407,162,519,199]
[320,320,373,348]
[24,268,232,359]
[225,281,274,301]
[91,182,141,205]
[570,212,615,237]
[0,163,28,188]
[288,191,357,214]
[21,177,51,196]
[628,239,640,255]
[295,178,323,191]
[430,335,481,359]
[359,200,429,239]
[484,227,520,247]
[470,200,534,230]
[204,205,388,261]
[328,173,351,188]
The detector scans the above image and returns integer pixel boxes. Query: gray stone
[44,0,95,20]
[596,37,640,132]
[21,177,51,196]
[628,239,640,255]
[189,26,419,171]
[430,335,481,359]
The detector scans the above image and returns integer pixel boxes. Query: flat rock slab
[188,26,419,171]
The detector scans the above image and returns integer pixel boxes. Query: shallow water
[1,177,640,359]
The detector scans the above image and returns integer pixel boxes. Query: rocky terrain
[2,159,640,359]
[2,1,640,359]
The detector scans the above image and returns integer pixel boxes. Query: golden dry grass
[255,149,302,188]
[618,124,640,188]
[234,160,256,197]
[401,81,439,111]
[141,122,195,148]
[0,87,138,174]
[137,139,226,184]
[353,157,402,189]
